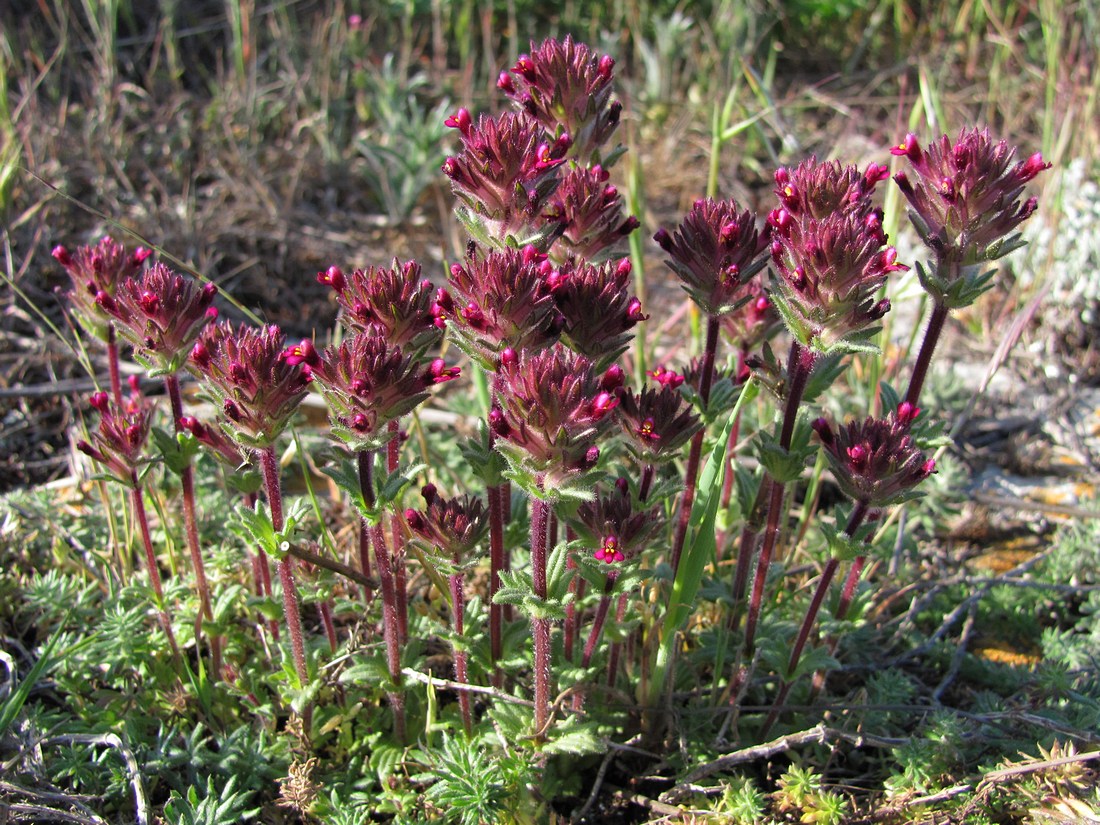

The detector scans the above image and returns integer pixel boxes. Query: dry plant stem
[531,478,552,738]
[760,501,869,736]
[359,448,406,742]
[259,446,309,691]
[449,562,472,735]
[163,373,217,666]
[743,342,816,654]
[668,315,720,576]
[130,478,180,660]
[905,296,950,407]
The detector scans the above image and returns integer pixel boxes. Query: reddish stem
[668,315,721,576]
[106,325,123,407]
[905,298,949,407]
[357,452,374,604]
[387,420,407,646]
[531,484,552,738]
[488,482,505,686]
[572,571,619,712]
[261,446,309,690]
[130,478,180,660]
[742,342,816,654]
[450,565,472,735]
[360,448,406,741]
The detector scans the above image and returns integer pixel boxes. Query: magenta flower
[570,487,663,565]
[444,245,562,368]
[647,364,685,389]
[497,35,622,164]
[550,257,645,370]
[891,128,1050,270]
[654,198,770,316]
[615,384,702,465]
[443,111,570,247]
[290,329,458,451]
[543,165,639,261]
[811,404,935,506]
[76,379,154,486]
[191,323,309,449]
[53,237,153,341]
[405,485,489,565]
[97,262,219,374]
[317,259,441,357]
[492,344,619,490]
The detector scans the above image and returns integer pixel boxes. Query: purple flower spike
[494,344,618,490]
[54,237,154,341]
[444,111,569,248]
[543,165,639,261]
[445,246,562,368]
[307,328,453,451]
[498,35,622,164]
[191,323,310,449]
[570,489,663,565]
[813,408,935,506]
[890,127,1051,272]
[325,259,441,357]
[77,381,154,486]
[655,198,770,316]
[104,263,218,375]
[550,257,645,370]
[406,490,489,565]
[616,384,703,464]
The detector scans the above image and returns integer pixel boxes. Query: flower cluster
[100,262,219,374]
[892,128,1050,267]
[497,35,622,164]
[491,344,621,490]
[811,402,935,506]
[767,158,905,352]
[550,257,645,370]
[53,238,153,341]
[654,198,771,316]
[191,323,310,449]
[405,484,489,565]
[76,378,154,486]
[318,260,441,356]
[442,245,562,368]
[615,383,702,465]
[570,486,663,565]
[443,111,570,247]
[543,165,639,262]
[286,332,458,451]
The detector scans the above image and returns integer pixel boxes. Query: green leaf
[542,720,605,756]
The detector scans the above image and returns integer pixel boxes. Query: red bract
[551,257,645,370]
[891,127,1051,268]
[493,344,618,488]
[300,328,457,451]
[570,488,663,565]
[405,485,489,564]
[654,198,770,316]
[773,157,888,226]
[76,381,154,486]
[104,263,218,375]
[543,165,639,262]
[445,246,562,368]
[615,384,702,464]
[191,323,309,449]
[53,237,153,341]
[812,406,936,506]
[443,111,569,247]
[318,259,441,357]
[498,35,622,164]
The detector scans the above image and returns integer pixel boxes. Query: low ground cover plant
[3,19,1098,825]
